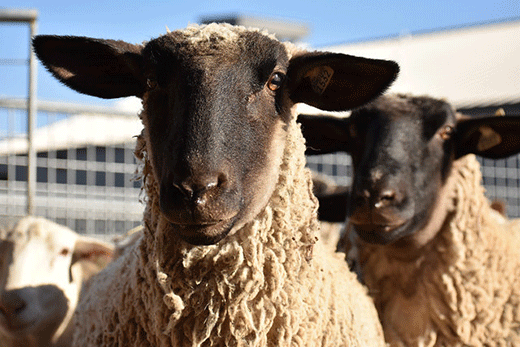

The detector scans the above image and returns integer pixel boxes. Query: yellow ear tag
[477,126,502,152]
[305,66,334,95]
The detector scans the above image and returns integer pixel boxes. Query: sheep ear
[287,52,399,111]
[455,115,520,159]
[298,114,352,155]
[33,35,145,99]
[72,236,114,270]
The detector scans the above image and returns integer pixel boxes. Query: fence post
[27,15,38,215]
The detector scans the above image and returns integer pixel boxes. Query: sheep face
[141,30,291,245]
[300,95,520,245]
[33,24,399,245]
[0,217,113,345]
[345,96,457,244]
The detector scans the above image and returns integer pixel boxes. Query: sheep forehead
[354,94,453,125]
[179,23,275,45]
[161,23,295,61]
[6,218,77,253]
[365,95,418,120]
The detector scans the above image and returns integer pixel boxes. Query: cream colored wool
[319,222,344,251]
[346,154,520,347]
[72,108,385,346]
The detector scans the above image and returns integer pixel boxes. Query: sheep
[32,23,399,346]
[0,216,114,347]
[299,94,520,346]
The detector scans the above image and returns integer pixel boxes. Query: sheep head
[33,24,399,245]
[0,217,113,346]
[300,95,520,246]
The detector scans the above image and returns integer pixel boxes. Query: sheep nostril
[173,182,193,200]
[13,302,26,314]
[0,293,27,316]
[375,190,396,209]
[381,190,396,200]
[174,173,227,205]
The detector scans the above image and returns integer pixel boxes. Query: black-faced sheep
[0,216,114,347]
[33,23,399,346]
[299,94,520,346]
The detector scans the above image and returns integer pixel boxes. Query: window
[76,170,86,185]
[115,172,125,187]
[56,169,67,184]
[75,219,87,234]
[37,167,47,183]
[0,164,7,180]
[56,150,67,160]
[76,148,87,161]
[15,166,27,181]
[115,147,125,163]
[96,171,106,186]
[96,146,106,162]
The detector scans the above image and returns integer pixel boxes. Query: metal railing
[0,99,144,236]
[1,8,38,215]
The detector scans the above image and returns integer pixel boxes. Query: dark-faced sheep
[0,216,113,347]
[299,94,520,346]
[33,23,399,346]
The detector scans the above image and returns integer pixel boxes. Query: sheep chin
[353,218,413,245]
[170,217,237,245]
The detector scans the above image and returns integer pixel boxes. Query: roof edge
[318,15,520,48]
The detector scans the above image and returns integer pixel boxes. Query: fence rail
[0,99,144,236]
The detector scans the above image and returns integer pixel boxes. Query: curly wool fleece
[72,109,384,346]
[349,154,520,347]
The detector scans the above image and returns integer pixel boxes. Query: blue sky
[1,0,519,108]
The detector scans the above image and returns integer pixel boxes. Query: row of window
[0,164,141,188]
[12,146,137,163]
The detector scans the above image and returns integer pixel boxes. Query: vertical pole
[27,19,37,215]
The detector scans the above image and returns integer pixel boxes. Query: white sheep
[300,94,520,346]
[33,23,399,346]
[0,216,114,347]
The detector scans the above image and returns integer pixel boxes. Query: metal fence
[0,99,144,237]
[0,8,39,217]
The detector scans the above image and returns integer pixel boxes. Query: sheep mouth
[0,317,37,336]
[352,220,410,245]
[172,217,238,245]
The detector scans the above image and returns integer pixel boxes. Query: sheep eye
[439,125,454,140]
[59,248,70,257]
[267,72,285,91]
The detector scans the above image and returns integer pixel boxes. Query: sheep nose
[0,291,27,318]
[174,173,226,206]
[353,189,397,209]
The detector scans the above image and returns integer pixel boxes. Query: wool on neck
[132,111,320,345]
